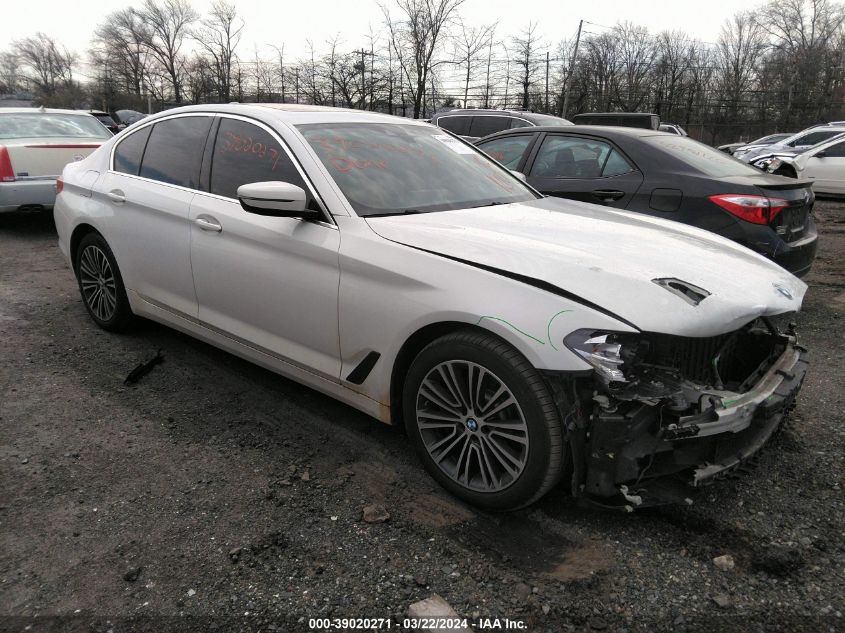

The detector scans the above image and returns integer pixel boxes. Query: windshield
[0,113,113,140]
[298,122,537,216]
[645,135,766,177]
[751,133,789,145]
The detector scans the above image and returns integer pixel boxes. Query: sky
[2,0,762,79]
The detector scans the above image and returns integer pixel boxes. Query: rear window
[436,115,471,136]
[645,136,764,177]
[0,113,113,140]
[468,116,512,138]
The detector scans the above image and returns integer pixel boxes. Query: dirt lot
[1,201,844,633]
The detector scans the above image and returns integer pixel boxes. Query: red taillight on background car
[708,194,788,225]
[55,176,64,195]
[0,147,15,183]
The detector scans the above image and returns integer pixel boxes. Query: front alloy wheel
[404,330,564,510]
[416,360,529,493]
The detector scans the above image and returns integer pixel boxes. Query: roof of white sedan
[0,107,100,116]
[151,103,428,125]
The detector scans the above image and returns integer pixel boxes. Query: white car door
[189,116,342,379]
[102,115,214,316]
[804,140,845,194]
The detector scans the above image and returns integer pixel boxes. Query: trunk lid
[4,139,102,178]
[755,180,814,244]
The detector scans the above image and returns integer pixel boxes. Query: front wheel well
[69,223,100,274]
[389,321,519,428]
[772,164,797,178]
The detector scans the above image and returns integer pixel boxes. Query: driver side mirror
[510,170,527,182]
[814,149,827,158]
[237,181,320,219]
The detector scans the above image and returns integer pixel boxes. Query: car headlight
[564,329,628,383]
[765,158,783,173]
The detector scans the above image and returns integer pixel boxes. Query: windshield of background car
[0,113,113,140]
[645,135,767,177]
[298,122,537,216]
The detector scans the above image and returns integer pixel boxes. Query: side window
[509,118,532,129]
[139,117,212,188]
[820,141,845,158]
[210,118,308,200]
[602,149,635,176]
[469,116,511,138]
[113,125,152,175]
[529,135,613,178]
[436,116,470,136]
[477,135,534,169]
[790,131,837,147]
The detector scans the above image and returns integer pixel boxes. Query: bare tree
[0,51,21,94]
[193,0,243,102]
[382,0,466,118]
[136,0,198,103]
[756,0,845,125]
[92,10,151,97]
[510,22,543,109]
[715,12,765,127]
[450,19,495,107]
[14,33,76,98]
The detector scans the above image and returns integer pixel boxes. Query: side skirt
[127,290,392,424]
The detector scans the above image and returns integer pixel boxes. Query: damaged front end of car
[550,317,809,509]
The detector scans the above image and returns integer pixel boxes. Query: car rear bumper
[0,177,58,212]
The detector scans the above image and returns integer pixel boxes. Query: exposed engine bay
[550,318,810,509]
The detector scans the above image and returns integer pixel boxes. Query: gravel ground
[1,201,843,633]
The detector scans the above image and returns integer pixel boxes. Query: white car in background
[54,104,809,510]
[0,107,112,213]
[736,125,845,162]
[763,135,845,195]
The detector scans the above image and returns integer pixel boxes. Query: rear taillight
[55,176,64,195]
[708,194,788,225]
[0,147,14,182]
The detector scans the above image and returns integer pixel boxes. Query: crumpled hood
[366,197,807,337]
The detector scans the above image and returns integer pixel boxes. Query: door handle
[591,189,625,202]
[195,216,222,232]
[106,190,125,204]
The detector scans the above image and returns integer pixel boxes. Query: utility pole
[359,48,374,109]
[545,51,550,113]
[294,68,300,104]
[484,38,493,109]
[561,19,583,119]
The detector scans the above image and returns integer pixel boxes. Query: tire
[403,329,564,511]
[74,232,134,332]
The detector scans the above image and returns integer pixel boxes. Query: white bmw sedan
[55,104,809,510]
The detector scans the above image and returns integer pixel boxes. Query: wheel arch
[389,320,526,428]
[69,223,101,274]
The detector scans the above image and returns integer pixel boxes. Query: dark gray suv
[431,109,572,141]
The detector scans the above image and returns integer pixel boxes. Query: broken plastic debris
[619,485,643,506]
[124,350,164,385]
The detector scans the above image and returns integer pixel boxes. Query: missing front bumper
[579,338,809,506]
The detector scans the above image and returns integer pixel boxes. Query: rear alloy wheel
[404,330,564,510]
[75,233,134,331]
